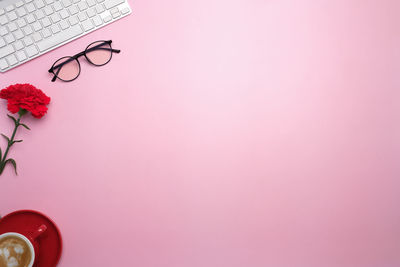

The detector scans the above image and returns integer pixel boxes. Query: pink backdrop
[1,0,400,266]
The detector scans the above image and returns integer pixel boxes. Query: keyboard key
[41,17,51,27]
[44,6,53,15]
[26,14,36,23]
[68,5,78,15]
[81,19,93,31]
[112,10,120,18]
[7,22,17,32]
[53,2,63,11]
[62,0,72,7]
[5,5,15,12]
[23,36,33,46]
[78,12,87,21]
[16,7,27,17]
[121,7,129,14]
[13,40,24,50]
[95,4,104,13]
[103,15,111,22]
[60,9,69,19]
[104,0,124,9]
[35,9,45,19]
[78,1,88,11]
[37,24,83,52]
[0,58,8,70]
[16,50,27,61]
[15,1,24,7]
[59,20,69,30]
[0,16,8,26]
[33,0,45,9]
[25,0,34,3]
[0,9,4,16]
[13,29,24,40]
[25,3,36,12]
[87,0,96,7]
[0,45,15,58]
[87,8,96,17]
[0,27,7,36]
[97,0,105,3]
[92,16,102,26]
[51,24,60,34]
[32,32,42,42]
[6,54,18,65]
[22,25,33,35]
[7,11,18,21]
[25,45,39,57]
[45,0,54,4]
[68,15,79,25]
[5,34,15,43]
[0,38,5,47]
[32,21,42,31]
[41,28,51,37]
[73,0,80,3]
[110,7,118,14]
[16,18,27,28]
[50,13,60,23]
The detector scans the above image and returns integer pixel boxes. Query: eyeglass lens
[85,41,113,66]
[53,56,80,82]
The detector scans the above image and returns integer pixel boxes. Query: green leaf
[1,134,10,143]
[5,158,17,175]
[12,140,23,144]
[7,114,17,125]
[0,147,2,162]
[20,124,31,130]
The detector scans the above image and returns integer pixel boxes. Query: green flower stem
[0,113,22,175]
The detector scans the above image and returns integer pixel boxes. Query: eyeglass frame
[48,40,121,82]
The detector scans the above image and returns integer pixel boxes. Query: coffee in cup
[0,233,34,267]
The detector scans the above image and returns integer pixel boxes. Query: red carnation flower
[0,83,51,118]
[0,84,50,175]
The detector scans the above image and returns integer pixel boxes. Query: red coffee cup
[0,224,47,267]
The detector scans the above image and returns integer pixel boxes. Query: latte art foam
[0,236,32,267]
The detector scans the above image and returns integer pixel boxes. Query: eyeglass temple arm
[51,68,61,82]
[84,40,119,54]
[49,56,77,72]
[49,55,76,82]
[84,47,121,53]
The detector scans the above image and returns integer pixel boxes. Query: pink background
[1,0,400,266]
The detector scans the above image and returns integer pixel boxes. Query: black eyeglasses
[48,40,121,82]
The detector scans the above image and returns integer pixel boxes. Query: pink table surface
[1,0,400,266]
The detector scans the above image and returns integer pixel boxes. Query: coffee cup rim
[0,232,35,267]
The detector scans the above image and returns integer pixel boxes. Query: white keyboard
[0,0,131,72]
